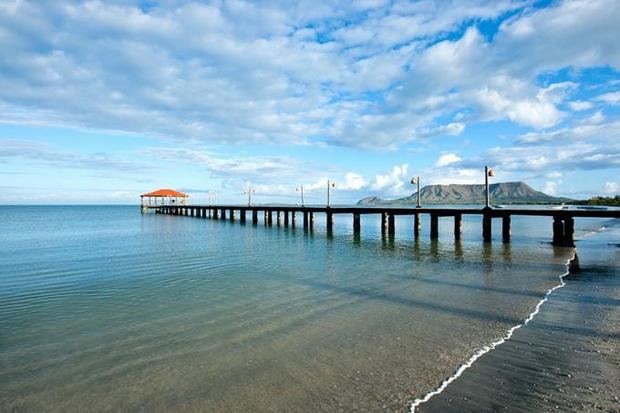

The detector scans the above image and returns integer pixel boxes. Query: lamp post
[244,187,255,206]
[327,180,335,207]
[296,185,305,207]
[485,166,495,208]
[410,176,421,208]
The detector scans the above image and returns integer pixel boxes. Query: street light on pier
[244,187,255,206]
[485,166,495,208]
[410,176,421,208]
[327,180,336,207]
[296,185,305,207]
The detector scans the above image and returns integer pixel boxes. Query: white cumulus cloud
[568,100,594,111]
[0,0,618,151]
[604,181,619,194]
[370,164,409,195]
[595,91,620,105]
[435,153,462,167]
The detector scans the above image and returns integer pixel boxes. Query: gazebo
[140,189,189,208]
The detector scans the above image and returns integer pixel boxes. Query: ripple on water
[0,206,591,411]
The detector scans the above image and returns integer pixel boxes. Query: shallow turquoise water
[0,206,611,411]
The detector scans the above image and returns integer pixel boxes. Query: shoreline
[412,226,620,412]
[409,249,576,412]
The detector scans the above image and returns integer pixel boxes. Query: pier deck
[149,205,620,247]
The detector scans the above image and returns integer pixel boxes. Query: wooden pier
[148,205,619,247]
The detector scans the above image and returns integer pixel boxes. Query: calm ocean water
[0,205,614,411]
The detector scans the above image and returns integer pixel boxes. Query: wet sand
[416,235,620,412]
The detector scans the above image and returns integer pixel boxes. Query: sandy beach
[417,230,620,412]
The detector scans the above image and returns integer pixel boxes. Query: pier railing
[146,204,620,247]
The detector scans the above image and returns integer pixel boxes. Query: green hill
[357,182,572,205]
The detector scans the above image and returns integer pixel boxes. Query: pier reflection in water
[0,206,592,412]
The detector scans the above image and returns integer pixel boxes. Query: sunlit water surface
[0,206,612,411]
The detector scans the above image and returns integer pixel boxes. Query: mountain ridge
[357,182,572,205]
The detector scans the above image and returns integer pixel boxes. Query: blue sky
[0,0,619,204]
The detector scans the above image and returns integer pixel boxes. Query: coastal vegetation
[573,195,620,206]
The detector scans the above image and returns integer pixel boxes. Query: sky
[0,0,619,205]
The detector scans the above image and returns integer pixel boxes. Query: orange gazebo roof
[140,189,189,198]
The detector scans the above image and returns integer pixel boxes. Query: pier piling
[564,217,575,247]
[552,216,564,245]
[326,211,334,231]
[454,213,462,240]
[502,215,511,243]
[482,214,492,242]
[414,213,421,237]
[381,212,389,234]
[353,213,361,233]
[387,213,395,235]
[430,214,439,239]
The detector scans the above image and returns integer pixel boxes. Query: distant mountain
[357,182,573,205]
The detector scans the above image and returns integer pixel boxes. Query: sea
[0,205,617,412]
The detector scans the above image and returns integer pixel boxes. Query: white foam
[409,250,576,412]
